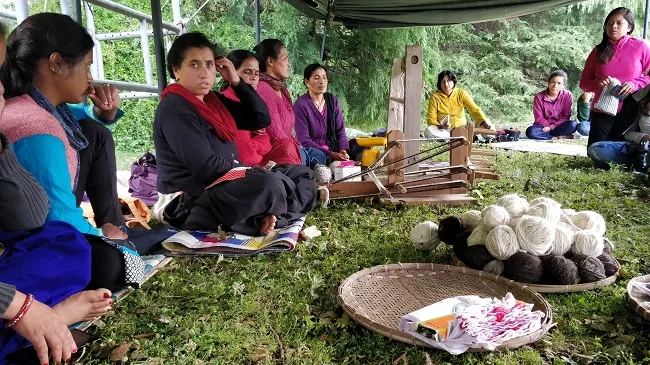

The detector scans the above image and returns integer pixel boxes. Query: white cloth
[424,125,451,139]
[594,78,621,116]
[152,191,183,226]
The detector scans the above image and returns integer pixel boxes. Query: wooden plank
[470,158,494,167]
[475,171,501,180]
[386,57,405,132]
[472,149,498,157]
[325,181,382,199]
[380,193,476,206]
[403,45,422,174]
[387,130,405,188]
[449,125,469,194]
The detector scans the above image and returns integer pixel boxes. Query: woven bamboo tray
[338,263,553,351]
[451,254,618,293]
[627,275,650,321]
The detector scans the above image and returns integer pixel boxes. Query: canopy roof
[284,0,584,28]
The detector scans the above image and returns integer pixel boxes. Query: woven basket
[338,263,553,351]
[451,254,618,293]
[627,275,650,321]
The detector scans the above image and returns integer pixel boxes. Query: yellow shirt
[426,88,487,128]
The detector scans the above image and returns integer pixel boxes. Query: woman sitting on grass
[424,70,494,139]
[0,13,126,240]
[153,33,316,236]
[526,70,579,140]
[294,63,350,162]
[222,49,301,166]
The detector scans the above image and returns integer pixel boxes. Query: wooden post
[403,45,422,174]
[450,125,469,194]
[387,57,405,132]
[387,130,405,188]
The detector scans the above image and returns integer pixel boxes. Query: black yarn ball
[597,253,620,277]
[438,216,465,245]
[543,255,580,285]
[602,244,611,255]
[574,255,606,283]
[463,245,494,270]
[453,235,469,261]
[504,252,544,284]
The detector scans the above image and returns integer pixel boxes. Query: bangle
[5,293,34,328]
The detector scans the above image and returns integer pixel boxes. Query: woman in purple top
[294,63,350,162]
[526,70,579,140]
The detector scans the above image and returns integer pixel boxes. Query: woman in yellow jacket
[424,70,494,138]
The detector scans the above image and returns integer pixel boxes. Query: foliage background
[9,0,650,152]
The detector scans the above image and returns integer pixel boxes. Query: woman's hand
[480,120,495,130]
[216,57,241,87]
[619,82,634,96]
[88,84,120,122]
[542,126,551,133]
[252,129,266,135]
[330,150,349,161]
[6,292,76,365]
[101,223,127,240]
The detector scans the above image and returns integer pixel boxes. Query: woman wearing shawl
[222,49,301,166]
[153,33,316,236]
[254,39,327,167]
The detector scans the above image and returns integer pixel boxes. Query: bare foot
[53,289,112,325]
[260,215,277,235]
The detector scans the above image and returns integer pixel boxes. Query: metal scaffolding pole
[645,0,650,39]
[320,0,334,63]
[255,0,261,44]
[151,0,168,93]
[60,0,71,16]
[140,20,154,85]
[72,0,82,23]
[86,0,181,33]
[14,0,29,23]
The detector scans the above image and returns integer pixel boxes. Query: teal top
[576,97,591,123]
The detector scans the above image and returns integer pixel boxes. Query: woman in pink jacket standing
[580,7,650,146]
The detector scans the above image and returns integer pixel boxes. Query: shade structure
[284,0,586,28]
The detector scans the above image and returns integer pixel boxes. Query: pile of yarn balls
[410,193,620,285]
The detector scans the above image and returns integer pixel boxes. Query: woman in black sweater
[153,33,316,236]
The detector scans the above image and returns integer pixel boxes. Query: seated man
[588,84,650,171]
[526,70,578,140]
[424,70,494,139]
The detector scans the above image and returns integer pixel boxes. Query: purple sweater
[532,89,573,130]
[580,35,650,113]
[294,93,349,155]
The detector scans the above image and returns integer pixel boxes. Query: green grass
[82,147,650,365]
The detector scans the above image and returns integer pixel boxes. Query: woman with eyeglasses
[221,49,301,166]
[579,7,650,146]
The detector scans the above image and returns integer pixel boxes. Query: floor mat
[489,140,587,157]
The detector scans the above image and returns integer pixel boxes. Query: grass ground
[84,146,650,365]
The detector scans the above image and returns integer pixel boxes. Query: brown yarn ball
[483,259,505,276]
[438,216,465,245]
[597,254,620,277]
[602,245,611,255]
[543,255,580,285]
[504,252,544,284]
[574,256,606,283]
[463,245,494,270]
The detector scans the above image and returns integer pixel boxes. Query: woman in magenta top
[253,39,326,166]
[580,7,650,146]
[526,70,578,140]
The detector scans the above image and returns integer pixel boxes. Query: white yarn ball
[528,202,562,225]
[481,205,511,230]
[571,211,607,236]
[485,225,519,260]
[460,210,482,232]
[496,194,530,219]
[410,221,441,250]
[561,208,577,223]
[314,164,332,182]
[529,197,561,208]
[483,259,505,276]
[515,215,555,256]
[552,223,575,256]
[507,217,521,230]
[572,230,604,257]
[467,223,485,246]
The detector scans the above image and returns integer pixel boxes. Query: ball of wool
[574,255,606,283]
[561,208,577,223]
[410,221,441,250]
[463,245,495,270]
[313,164,332,182]
[496,194,530,219]
[529,197,561,208]
[543,255,580,285]
[528,202,562,225]
[597,253,620,277]
[507,217,521,230]
[551,223,575,256]
[467,223,486,246]
[438,216,464,245]
[572,230,604,257]
[483,259,505,276]
[504,252,545,284]
[460,210,482,232]
[481,205,511,230]
[485,225,519,260]
[515,215,555,256]
[453,234,469,261]
[571,211,606,236]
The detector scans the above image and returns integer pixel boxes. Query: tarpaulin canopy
[284,0,585,28]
